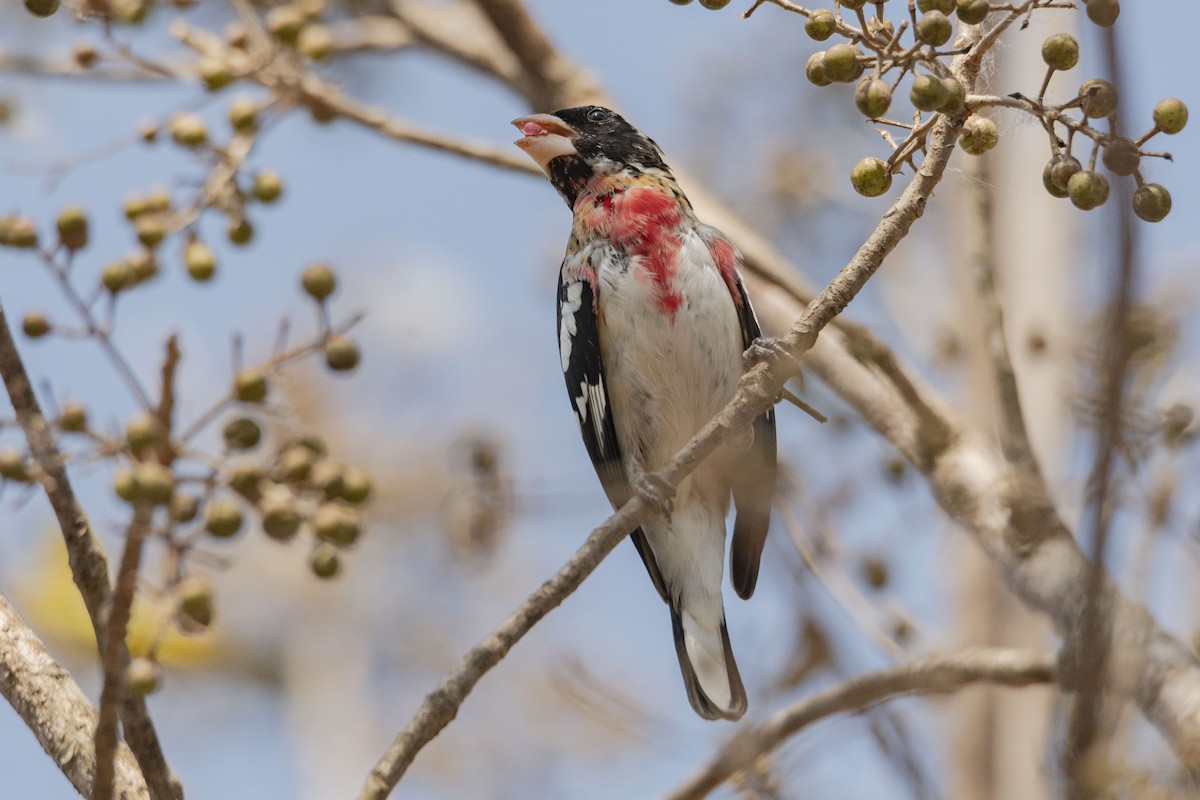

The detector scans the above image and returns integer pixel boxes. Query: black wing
[558,258,668,601]
[728,273,778,601]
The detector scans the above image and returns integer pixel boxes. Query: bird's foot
[631,470,675,521]
[743,336,792,371]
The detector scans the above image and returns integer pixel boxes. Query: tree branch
[0,592,150,800]
[0,298,181,799]
[664,648,1057,800]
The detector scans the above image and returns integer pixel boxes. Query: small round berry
[1101,136,1139,176]
[669,0,694,5]
[260,496,302,541]
[805,9,836,40]
[0,448,29,482]
[124,195,149,220]
[310,459,345,497]
[1042,156,1070,198]
[228,462,266,501]
[227,217,254,247]
[1080,79,1118,119]
[278,444,318,482]
[125,412,162,451]
[135,462,175,506]
[22,312,51,339]
[805,52,832,87]
[58,402,88,433]
[822,43,863,83]
[0,216,39,249]
[113,468,139,502]
[184,239,216,282]
[1132,183,1171,223]
[56,205,89,251]
[959,115,999,155]
[916,11,952,47]
[73,42,99,70]
[324,335,361,372]
[1041,33,1079,71]
[1085,0,1118,26]
[310,542,341,579]
[24,0,59,17]
[938,77,966,116]
[124,657,161,696]
[169,492,200,523]
[205,498,244,538]
[1153,98,1187,135]
[228,97,259,133]
[955,0,990,25]
[301,263,337,300]
[298,435,327,456]
[266,4,305,42]
[850,157,892,197]
[135,215,167,249]
[251,170,283,203]
[169,112,208,148]
[234,368,269,403]
[910,73,949,112]
[297,23,334,59]
[177,576,215,630]
[223,416,262,450]
[917,0,953,11]
[197,57,233,91]
[313,503,361,545]
[837,0,866,9]
[861,556,889,589]
[128,250,158,284]
[1049,154,1081,192]
[855,78,892,119]
[338,467,373,504]
[1067,170,1110,210]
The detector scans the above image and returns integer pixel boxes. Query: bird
[512,105,777,721]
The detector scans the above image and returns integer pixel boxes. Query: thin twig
[663,649,1057,800]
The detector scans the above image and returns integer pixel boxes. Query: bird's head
[512,106,670,206]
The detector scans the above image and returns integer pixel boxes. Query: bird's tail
[669,597,747,721]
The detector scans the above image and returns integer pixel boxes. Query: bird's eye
[586,108,609,123]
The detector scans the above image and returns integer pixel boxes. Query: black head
[513,105,670,206]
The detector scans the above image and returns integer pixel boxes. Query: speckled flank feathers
[514,105,777,721]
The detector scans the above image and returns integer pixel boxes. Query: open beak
[512,113,579,175]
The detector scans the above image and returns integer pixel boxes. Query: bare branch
[0,592,150,799]
[0,299,181,799]
[664,649,1057,800]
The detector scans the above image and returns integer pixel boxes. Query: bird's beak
[512,113,579,176]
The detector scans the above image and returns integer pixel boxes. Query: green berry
[1153,98,1187,134]
[1041,33,1079,71]
[135,462,175,506]
[128,250,159,284]
[0,216,38,249]
[184,239,216,282]
[1085,0,1118,26]
[959,115,999,155]
[22,312,50,339]
[169,492,200,523]
[821,43,863,83]
[234,368,268,403]
[266,5,305,42]
[917,0,953,11]
[58,402,88,433]
[338,467,373,504]
[169,113,208,148]
[805,52,832,87]
[855,78,892,119]
[850,157,892,197]
[1080,79,1118,119]
[1067,170,1110,210]
[301,263,337,300]
[955,0,990,25]
[228,97,259,133]
[177,576,215,629]
[197,57,233,91]
[938,77,966,116]
[310,542,341,579]
[805,9,836,40]
[227,217,254,246]
[102,260,135,293]
[1042,157,1070,198]
[260,496,302,541]
[837,0,867,9]
[135,215,167,249]
[125,412,162,451]
[324,336,360,372]
[910,73,949,112]
[113,468,139,501]
[0,448,29,482]
[223,417,262,450]
[297,23,335,59]
[205,498,244,538]
[1049,154,1081,192]
[1132,183,1171,223]
[313,503,361,545]
[124,657,161,695]
[56,205,89,251]
[916,11,952,47]
[24,0,59,16]
[278,444,318,482]
[1101,137,1139,177]
[251,170,283,203]
[228,462,265,501]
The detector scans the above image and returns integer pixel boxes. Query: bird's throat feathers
[571,176,696,321]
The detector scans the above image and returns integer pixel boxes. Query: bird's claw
[743,337,791,371]
[632,470,675,521]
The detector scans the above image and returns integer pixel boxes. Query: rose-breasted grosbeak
[513,106,777,721]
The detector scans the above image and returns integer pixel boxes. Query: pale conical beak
[512,113,579,175]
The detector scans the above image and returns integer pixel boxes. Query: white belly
[597,228,743,502]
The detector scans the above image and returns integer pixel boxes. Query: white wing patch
[559,281,583,371]
[575,378,608,451]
